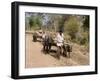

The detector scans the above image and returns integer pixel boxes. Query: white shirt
[57,33,64,42]
[56,33,64,46]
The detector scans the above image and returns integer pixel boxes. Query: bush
[79,32,89,45]
[64,16,79,40]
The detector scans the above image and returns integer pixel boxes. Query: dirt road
[25,33,89,68]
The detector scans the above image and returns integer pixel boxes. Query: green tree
[29,16,42,30]
[83,16,89,31]
[36,16,42,28]
[29,18,34,29]
[64,16,79,40]
[29,16,37,28]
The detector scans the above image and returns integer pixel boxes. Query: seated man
[55,31,64,58]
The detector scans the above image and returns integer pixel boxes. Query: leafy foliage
[29,17,34,28]
[64,16,79,39]
[29,16,42,30]
[83,16,89,31]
